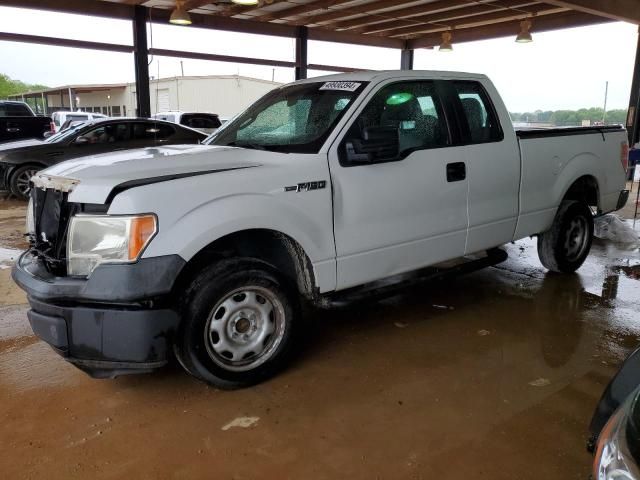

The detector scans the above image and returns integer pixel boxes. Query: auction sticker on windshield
[320,81,361,92]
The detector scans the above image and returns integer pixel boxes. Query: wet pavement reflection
[1,210,639,478]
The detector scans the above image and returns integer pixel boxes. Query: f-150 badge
[284,181,327,192]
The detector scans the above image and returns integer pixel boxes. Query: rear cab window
[181,114,222,129]
[450,81,503,144]
[67,114,89,122]
[0,103,32,117]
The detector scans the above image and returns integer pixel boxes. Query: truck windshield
[206,81,368,153]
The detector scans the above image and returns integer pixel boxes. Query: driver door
[329,80,469,290]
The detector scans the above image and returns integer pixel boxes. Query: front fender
[108,170,337,292]
[148,193,332,263]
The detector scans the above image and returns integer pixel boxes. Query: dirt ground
[1,192,640,479]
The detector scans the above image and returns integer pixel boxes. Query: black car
[0,117,207,199]
[589,347,640,479]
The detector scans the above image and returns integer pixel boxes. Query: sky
[0,5,637,113]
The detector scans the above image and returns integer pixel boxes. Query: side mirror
[345,126,399,164]
[74,136,89,145]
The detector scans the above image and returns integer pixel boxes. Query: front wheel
[9,165,40,200]
[175,258,301,389]
[537,200,594,273]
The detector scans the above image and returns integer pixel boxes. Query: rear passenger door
[330,80,470,289]
[445,80,520,254]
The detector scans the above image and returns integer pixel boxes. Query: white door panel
[464,141,520,253]
[452,80,521,253]
[332,149,468,290]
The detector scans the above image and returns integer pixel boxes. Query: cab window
[82,123,130,144]
[340,81,450,165]
[133,122,174,140]
[452,81,503,144]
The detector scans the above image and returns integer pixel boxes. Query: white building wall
[126,75,280,118]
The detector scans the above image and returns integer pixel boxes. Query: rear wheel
[175,258,301,389]
[9,165,40,200]
[537,200,594,273]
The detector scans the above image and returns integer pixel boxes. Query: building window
[111,106,121,117]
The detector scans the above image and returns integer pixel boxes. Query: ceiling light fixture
[231,0,260,5]
[170,0,192,25]
[439,31,453,52]
[516,19,533,43]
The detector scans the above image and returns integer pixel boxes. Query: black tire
[175,257,302,389]
[9,165,40,200]
[537,200,594,273]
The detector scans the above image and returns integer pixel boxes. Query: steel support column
[400,48,414,70]
[133,5,151,118]
[295,26,308,80]
[629,26,640,146]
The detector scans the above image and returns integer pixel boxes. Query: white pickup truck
[13,70,630,388]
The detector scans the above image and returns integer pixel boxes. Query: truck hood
[38,144,262,204]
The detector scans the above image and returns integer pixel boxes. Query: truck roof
[294,70,489,85]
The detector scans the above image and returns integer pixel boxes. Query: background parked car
[51,110,107,133]
[0,100,52,144]
[0,117,207,198]
[153,111,222,134]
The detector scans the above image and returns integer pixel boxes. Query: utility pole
[180,61,184,77]
[602,80,609,124]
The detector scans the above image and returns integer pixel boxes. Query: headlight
[26,197,35,235]
[67,214,157,277]
[594,395,640,480]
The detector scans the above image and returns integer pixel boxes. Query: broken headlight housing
[67,214,157,277]
[594,393,640,480]
[25,197,35,235]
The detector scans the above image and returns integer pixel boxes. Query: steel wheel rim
[15,169,38,197]
[563,216,589,262]
[204,286,286,372]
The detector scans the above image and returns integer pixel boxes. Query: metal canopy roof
[5,0,640,50]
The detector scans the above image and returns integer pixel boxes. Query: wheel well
[8,163,46,181]
[171,229,317,301]
[563,176,599,210]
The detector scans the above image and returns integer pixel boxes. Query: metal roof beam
[356,1,540,35]
[407,10,611,48]
[540,0,640,24]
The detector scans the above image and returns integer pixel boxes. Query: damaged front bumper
[12,251,185,378]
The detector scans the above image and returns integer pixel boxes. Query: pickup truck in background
[153,111,222,134]
[13,70,629,389]
[0,101,52,144]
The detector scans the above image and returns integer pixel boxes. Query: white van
[51,111,108,133]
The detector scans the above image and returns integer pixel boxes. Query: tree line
[510,108,627,126]
[0,73,48,99]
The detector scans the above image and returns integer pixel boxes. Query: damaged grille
[29,187,79,275]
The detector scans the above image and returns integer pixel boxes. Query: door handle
[446,162,466,182]
[6,127,20,133]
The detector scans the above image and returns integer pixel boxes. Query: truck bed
[514,124,627,240]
